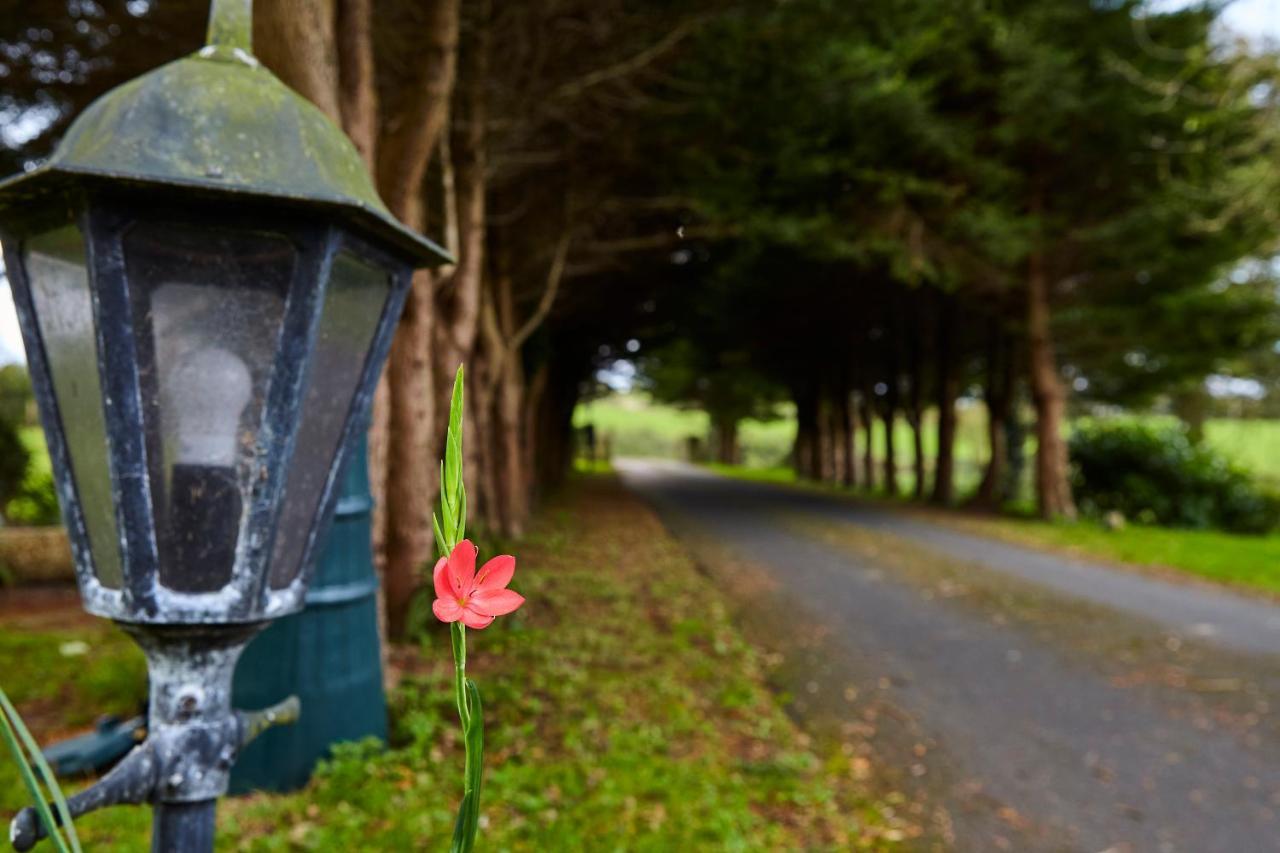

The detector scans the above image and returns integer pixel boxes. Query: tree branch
[511,228,572,351]
[550,17,703,101]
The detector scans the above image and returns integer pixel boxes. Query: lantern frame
[2,193,414,625]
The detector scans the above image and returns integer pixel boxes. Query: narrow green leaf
[0,716,67,853]
[448,365,465,446]
[0,689,75,853]
[457,487,467,544]
[449,792,475,853]
[433,513,449,558]
[444,453,461,512]
[0,689,79,853]
[462,678,484,852]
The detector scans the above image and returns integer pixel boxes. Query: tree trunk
[374,0,460,221]
[472,281,503,532]
[1171,383,1209,444]
[372,0,462,638]
[906,312,927,500]
[382,276,437,638]
[909,413,925,499]
[974,326,1014,509]
[882,338,900,497]
[493,271,529,535]
[523,362,550,500]
[336,0,378,166]
[712,415,739,465]
[793,389,819,480]
[819,396,838,482]
[433,0,489,400]
[932,294,959,505]
[859,387,876,491]
[463,325,493,531]
[1027,249,1077,519]
[839,388,856,488]
[254,0,340,121]
[881,401,897,496]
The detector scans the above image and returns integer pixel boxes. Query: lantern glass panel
[269,249,391,589]
[23,225,123,589]
[123,221,295,594]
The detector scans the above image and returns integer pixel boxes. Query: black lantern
[1,0,450,849]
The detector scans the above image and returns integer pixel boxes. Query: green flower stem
[450,622,485,853]
[451,622,469,729]
[437,365,484,853]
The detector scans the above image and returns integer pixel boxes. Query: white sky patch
[0,103,61,149]
[596,359,637,393]
[1217,0,1280,42]
[1153,0,1280,44]
[0,264,27,366]
[1207,374,1266,399]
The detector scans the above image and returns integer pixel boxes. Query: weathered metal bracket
[9,626,299,851]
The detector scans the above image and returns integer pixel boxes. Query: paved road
[617,459,1280,853]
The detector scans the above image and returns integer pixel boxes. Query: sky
[0,269,22,365]
[0,0,1276,367]
[1213,0,1280,42]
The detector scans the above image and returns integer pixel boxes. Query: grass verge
[0,476,900,850]
[708,463,1280,597]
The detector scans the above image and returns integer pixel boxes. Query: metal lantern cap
[0,45,451,266]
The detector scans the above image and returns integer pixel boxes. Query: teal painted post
[229,436,387,793]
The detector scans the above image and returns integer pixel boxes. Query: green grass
[573,393,797,467]
[941,513,1280,596]
[19,427,49,477]
[705,463,797,485]
[707,462,1280,597]
[1203,419,1280,486]
[0,477,904,850]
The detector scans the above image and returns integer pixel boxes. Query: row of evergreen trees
[633,0,1280,518]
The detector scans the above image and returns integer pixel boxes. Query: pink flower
[432,540,525,630]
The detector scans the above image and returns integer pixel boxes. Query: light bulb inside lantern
[159,343,252,588]
[164,345,252,467]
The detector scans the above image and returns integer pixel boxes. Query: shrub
[6,470,60,527]
[0,419,29,521]
[1069,419,1280,534]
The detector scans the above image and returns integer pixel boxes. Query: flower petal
[460,607,495,630]
[449,540,478,593]
[470,588,525,617]
[475,555,515,591]
[432,597,463,623]
[432,556,453,601]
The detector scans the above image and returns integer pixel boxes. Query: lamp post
[0,0,450,849]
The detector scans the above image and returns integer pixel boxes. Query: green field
[574,393,990,474]
[1203,419,1280,486]
[575,394,1280,488]
[573,394,799,468]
